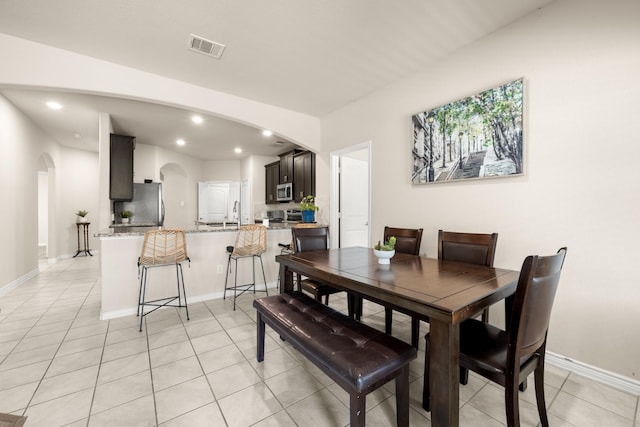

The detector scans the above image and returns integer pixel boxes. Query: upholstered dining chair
[438,229,498,322]
[422,247,567,427]
[291,226,346,309]
[137,228,190,332]
[379,227,423,345]
[224,224,269,310]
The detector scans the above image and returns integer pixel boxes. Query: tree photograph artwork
[412,78,523,184]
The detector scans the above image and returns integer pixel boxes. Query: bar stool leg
[258,255,268,295]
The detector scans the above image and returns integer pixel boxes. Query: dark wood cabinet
[293,151,315,202]
[279,150,297,183]
[265,161,280,204]
[109,134,135,200]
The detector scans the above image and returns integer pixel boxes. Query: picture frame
[412,78,524,184]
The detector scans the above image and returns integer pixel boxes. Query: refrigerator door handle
[160,200,165,226]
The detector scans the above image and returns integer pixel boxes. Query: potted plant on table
[299,195,319,223]
[120,210,132,224]
[75,210,89,223]
[373,236,396,264]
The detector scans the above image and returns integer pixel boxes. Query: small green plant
[375,236,396,251]
[299,195,319,212]
[75,210,88,217]
[120,210,132,218]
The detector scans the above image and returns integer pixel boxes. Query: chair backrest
[384,226,423,255]
[292,226,329,253]
[438,230,498,267]
[232,225,267,256]
[509,248,567,361]
[139,229,188,266]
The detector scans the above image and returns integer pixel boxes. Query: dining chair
[137,228,190,331]
[422,247,567,427]
[438,229,498,323]
[379,227,423,346]
[224,224,269,310]
[291,226,346,309]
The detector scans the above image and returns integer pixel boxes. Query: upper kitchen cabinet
[279,150,299,184]
[109,134,135,200]
[293,151,316,202]
[265,161,280,204]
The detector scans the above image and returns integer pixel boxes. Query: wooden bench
[253,291,417,427]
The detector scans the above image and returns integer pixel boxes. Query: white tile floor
[0,256,638,426]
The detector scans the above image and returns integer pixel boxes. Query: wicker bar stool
[224,224,269,309]
[137,228,190,331]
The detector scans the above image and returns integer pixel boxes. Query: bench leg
[256,312,265,362]
[350,392,366,427]
[396,365,410,427]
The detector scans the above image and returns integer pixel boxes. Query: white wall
[320,0,640,380]
[58,147,100,255]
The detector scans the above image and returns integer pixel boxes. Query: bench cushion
[254,292,416,393]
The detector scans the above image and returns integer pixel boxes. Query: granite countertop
[95,222,297,237]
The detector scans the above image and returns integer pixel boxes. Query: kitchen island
[97,224,294,319]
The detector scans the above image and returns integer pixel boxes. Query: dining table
[276,246,520,427]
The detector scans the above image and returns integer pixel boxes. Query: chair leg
[324,294,329,305]
[460,367,469,385]
[411,317,420,348]
[505,375,521,427]
[350,392,366,427]
[534,361,550,427]
[482,307,490,323]
[422,334,430,411]
[385,308,393,335]
[256,312,266,362]
[395,365,410,427]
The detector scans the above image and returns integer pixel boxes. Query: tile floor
[0,256,638,426]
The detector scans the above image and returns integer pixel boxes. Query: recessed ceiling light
[176,139,186,146]
[262,130,272,137]
[191,115,203,124]
[46,101,63,110]
[74,133,82,139]
[234,147,242,154]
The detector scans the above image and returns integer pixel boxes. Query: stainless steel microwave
[276,182,293,201]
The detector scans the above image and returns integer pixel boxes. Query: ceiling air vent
[188,34,225,59]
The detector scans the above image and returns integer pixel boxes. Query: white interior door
[198,182,229,223]
[338,148,370,248]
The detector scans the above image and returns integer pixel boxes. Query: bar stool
[224,224,269,309]
[137,229,190,331]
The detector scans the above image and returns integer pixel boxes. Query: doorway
[330,142,371,249]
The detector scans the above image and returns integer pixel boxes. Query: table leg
[429,319,460,427]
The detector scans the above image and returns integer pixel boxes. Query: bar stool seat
[137,228,190,331]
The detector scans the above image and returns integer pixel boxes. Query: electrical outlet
[217,264,224,274]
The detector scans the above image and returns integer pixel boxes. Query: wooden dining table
[276,246,520,427]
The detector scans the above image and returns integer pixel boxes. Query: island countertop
[95,221,299,238]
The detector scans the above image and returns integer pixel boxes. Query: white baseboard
[0,268,39,296]
[546,351,640,396]
[100,280,279,320]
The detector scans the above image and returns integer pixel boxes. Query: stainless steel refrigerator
[113,182,165,226]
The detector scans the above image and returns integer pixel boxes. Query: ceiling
[0,0,554,160]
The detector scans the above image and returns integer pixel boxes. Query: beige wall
[320,0,640,379]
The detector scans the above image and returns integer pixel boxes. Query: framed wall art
[412,78,524,184]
